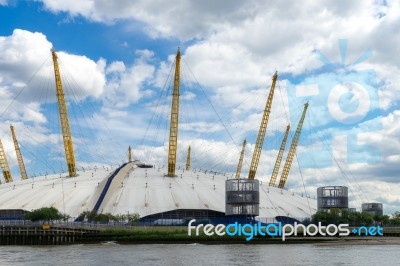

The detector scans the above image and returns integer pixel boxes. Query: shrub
[24,207,68,221]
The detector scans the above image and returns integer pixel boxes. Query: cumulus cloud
[38,0,399,109]
[56,52,106,99]
[0,29,110,179]
[0,29,106,103]
[102,50,155,108]
[37,0,253,39]
[0,30,52,83]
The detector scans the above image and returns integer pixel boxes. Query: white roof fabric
[0,167,113,218]
[99,163,317,221]
[0,162,317,220]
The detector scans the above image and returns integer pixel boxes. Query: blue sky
[0,1,177,61]
[0,0,399,214]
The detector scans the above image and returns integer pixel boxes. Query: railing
[0,220,138,229]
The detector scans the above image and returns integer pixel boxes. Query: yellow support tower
[167,48,181,177]
[185,145,191,171]
[51,48,77,177]
[128,146,132,163]
[269,125,290,186]
[0,138,13,183]
[10,125,28,180]
[278,103,309,189]
[235,139,247,179]
[248,72,278,179]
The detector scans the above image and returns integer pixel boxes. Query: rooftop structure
[317,186,349,211]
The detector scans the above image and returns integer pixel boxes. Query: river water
[0,243,398,266]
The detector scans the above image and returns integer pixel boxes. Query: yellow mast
[278,103,309,189]
[167,48,181,177]
[0,138,12,183]
[185,145,191,171]
[248,72,278,179]
[269,125,290,186]
[51,48,77,177]
[235,139,247,179]
[128,146,132,163]
[10,125,28,180]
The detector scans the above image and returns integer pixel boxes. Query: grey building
[362,203,383,216]
[317,186,349,211]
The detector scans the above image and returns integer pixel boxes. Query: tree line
[76,210,140,224]
[307,209,400,226]
[24,207,140,224]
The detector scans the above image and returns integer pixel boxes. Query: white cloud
[103,52,155,108]
[184,42,267,89]
[0,29,110,180]
[57,52,106,99]
[37,0,95,18]
[51,0,392,114]
[38,0,254,39]
[0,29,106,103]
[0,29,52,82]
[105,61,125,74]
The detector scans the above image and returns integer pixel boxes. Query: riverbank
[80,226,400,245]
[1,225,400,245]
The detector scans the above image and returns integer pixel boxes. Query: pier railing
[0,223,101,245]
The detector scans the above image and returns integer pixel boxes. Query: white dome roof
[0,162,317,221]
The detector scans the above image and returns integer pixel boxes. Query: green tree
[329,208,341,224]
[95,213,112,223]
[392,211,400,219]
[311,209,377,226]
[381,215,390,226]
[24,207,65,221]
[390,212,400,226]
[126,213,140,225]
[359,212,374,226]
[76,211,140,224]
[312,211,328,225]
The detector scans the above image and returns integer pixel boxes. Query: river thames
[0,242,398,266]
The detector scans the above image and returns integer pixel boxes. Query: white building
[0,161,317,223]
